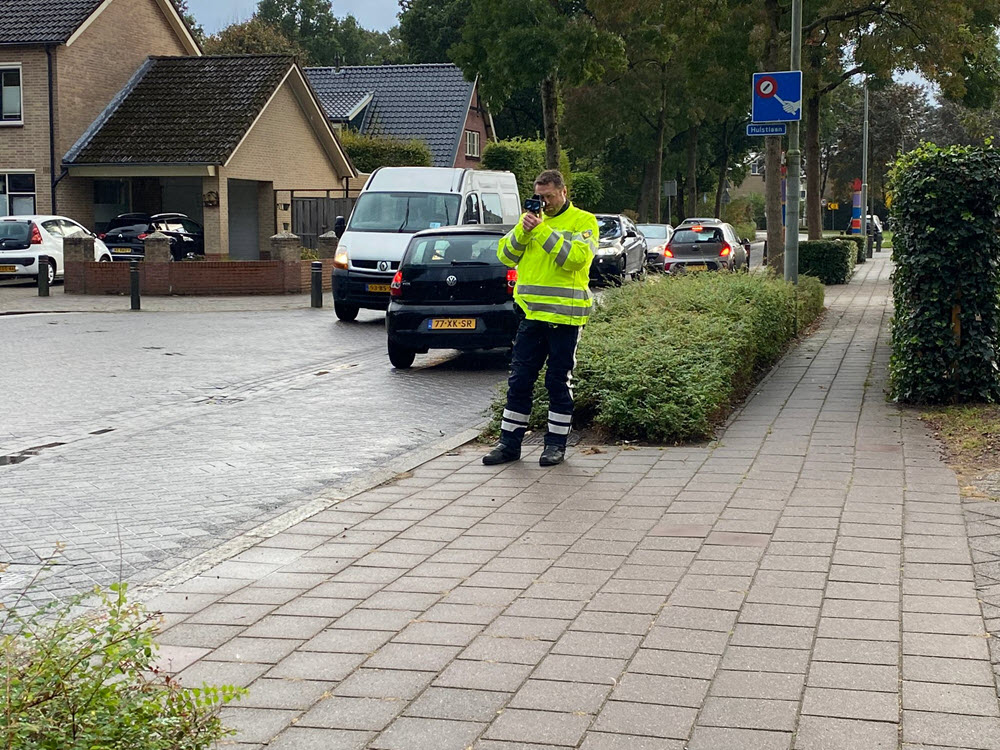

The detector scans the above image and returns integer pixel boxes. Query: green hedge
[838,234,866,264]
[888,143,1000,404]
[570,171,604,210]
[487,273,824,443]
[481,138,571,200]
[798,239,855,284]
[339,130,432,173]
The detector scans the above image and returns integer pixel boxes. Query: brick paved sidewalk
[149,255,999,750]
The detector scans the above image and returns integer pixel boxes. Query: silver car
[664,222,748,273]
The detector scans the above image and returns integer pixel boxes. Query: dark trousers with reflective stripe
[500,318,581,449]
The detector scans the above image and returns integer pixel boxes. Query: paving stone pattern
[0,309,507,603]
[154,256,1000,749]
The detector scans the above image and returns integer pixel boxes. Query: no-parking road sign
[752,71,802,123]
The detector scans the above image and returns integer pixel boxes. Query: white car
[0,215,112,284]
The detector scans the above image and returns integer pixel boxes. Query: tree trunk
[653,75,667,222]
[686,125,699,216]
[805,90,822,239]
[637,162,656,222]
[540,73,560,170]
[714,122,730,219]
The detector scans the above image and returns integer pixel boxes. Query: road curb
[135,424,484,602]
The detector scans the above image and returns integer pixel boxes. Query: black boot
[483,443,521,466]
[539,444,565,466]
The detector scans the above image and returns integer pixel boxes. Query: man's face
[535,183,567,216]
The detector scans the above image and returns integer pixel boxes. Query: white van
[330,167,521,320]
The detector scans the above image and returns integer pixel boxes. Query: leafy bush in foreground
[1,567,244,750]
[488,272,824,443]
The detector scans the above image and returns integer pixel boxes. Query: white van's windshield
[348,192,462,233]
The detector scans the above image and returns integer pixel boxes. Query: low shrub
[338,130,432,173]
[838,234,866,264]
[798,239,855,284]
[733,222,757,243]
[300,247,320,260]
[487,272,824,443]
[1,567,244,750]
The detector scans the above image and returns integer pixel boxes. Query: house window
[465,130,481,158]
[1,66,22,124]
[0,172,36,216]
[750,155,764,176]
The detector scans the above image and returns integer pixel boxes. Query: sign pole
[783,0,802,284]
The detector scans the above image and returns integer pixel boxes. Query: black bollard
[311,260,323,308]
[130,260,140,311]
[37,254,49,297]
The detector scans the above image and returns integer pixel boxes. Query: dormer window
[1,65,22,125]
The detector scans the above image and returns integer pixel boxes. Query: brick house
[305,64,497,169]
[1,0,355,259]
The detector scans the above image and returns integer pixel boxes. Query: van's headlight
[333,248,349,269]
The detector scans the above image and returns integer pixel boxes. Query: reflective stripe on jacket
[496,202,598,327]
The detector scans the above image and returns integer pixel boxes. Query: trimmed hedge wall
[798,240,855,284]
[839,234,866,264]
[481,138,571,200]
[339,130,432,173]
[888,143,1000,404]
[487,273,825,443]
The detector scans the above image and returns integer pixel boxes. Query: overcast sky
[187,0,400,35]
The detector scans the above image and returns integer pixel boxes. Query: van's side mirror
[334,216,346,239]
[626,229,637,238]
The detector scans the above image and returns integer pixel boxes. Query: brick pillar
[317,231,339,259]
[142,232,172,295]
[271,232,302,293]
[63,236,95,294]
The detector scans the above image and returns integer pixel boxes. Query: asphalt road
[0,307,509,605]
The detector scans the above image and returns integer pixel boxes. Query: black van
[385,225,520,369]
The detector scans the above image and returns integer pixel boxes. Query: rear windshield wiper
[450,260,491,266]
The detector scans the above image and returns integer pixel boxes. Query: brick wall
[454,83,489,170]
[69,259,334,295]
[0,46,52,213]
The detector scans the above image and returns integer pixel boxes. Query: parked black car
[100,213,204,261]
[385,225,520,369]
[591,214,647,284]
[664,222,748,273]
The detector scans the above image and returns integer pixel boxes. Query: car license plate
[112,248,132,253]
[367,283,390,293]
[0,265,15,272]
[687,264,708,272]
[429,318,476,330]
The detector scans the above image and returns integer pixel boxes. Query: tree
[172,0,205,44]
[256,0,404,66]
[452,0,624,169]
[397,0,470,63]
[202,17,308,60]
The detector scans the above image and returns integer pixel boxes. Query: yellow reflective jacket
[496,202,598,326]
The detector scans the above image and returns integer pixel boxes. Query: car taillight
[390,270,403,297]
[506,268,517,295]
[97,233,106,240]
[137,233,149,241]
[719,243,732,257]
[29,223,42,245]
[664,247,674,258]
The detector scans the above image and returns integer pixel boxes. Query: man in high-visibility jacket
[483,169,599,467]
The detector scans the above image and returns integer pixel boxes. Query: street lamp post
[783,0,802,284]
[861,84,871,258]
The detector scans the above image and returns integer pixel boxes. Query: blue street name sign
[747,123,787,136]
[752,71,803,123]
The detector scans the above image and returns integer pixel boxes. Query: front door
[228,179,259,260]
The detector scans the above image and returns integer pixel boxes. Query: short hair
[534,169,566,190]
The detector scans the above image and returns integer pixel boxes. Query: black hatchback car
[99,213,204,261]
[385,225,520,369]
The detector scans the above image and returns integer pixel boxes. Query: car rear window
[672,227,724,244]
[0,221,30,242]
[405,235,502,266]
[106,223,151,234]
[106,218,150,232]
